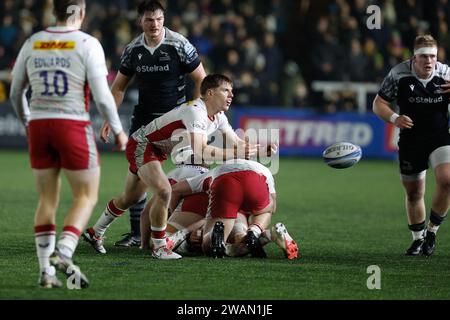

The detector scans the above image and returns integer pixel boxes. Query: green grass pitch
[1,150,449,300]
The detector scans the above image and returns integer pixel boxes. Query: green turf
[1,150,449,300]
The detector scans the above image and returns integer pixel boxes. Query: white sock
[57,227,80,259]
[411,230,425,241]
[93,200,125,236]
[248,224,263,237]
[427,224,439,234]
[35,224,56,273]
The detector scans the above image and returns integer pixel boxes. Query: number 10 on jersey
[39,70,68,96]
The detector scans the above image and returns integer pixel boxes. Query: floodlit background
[1,0,450,300]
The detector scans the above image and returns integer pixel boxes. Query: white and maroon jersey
[11,26,108,122]
[186,159,276,194]
[166,165,209,185]
[131,98,235,163]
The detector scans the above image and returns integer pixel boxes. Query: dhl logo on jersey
[33,41,76,50]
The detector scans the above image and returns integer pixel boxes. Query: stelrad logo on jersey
[408,96,444,104]
[136,64,169,72]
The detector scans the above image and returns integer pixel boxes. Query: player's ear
[80,7,85,20]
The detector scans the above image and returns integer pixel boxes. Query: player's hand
[440,80,450,93]
[258,141,279,157]
[236,136,259,159]
[100,121,111,143]
[394,115,413,129]
[113,131,128,151]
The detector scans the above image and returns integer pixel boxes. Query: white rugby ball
[322,142,362,169]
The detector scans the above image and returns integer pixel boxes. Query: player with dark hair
[9,0,128,288]
[83,0,206,249]
[373,35,450,256]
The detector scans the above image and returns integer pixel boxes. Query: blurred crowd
[1,0,450,111]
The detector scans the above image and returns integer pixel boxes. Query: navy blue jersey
[378,60,450,145]
[119,27,201,119]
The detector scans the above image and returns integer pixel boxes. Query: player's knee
[406,189,424,202]
[437,178,450,194]
[155,186,171,204]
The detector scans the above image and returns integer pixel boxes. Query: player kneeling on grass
[170,159,299,259]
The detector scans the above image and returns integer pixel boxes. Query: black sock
[408,220,425,240]
[408,220,425,232]
[429,210,446,226]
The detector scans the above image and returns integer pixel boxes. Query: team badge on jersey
[433,83,443,94]
[159,50,171,61]
[33,41,76,50]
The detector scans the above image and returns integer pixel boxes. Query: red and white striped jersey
[131,98,235,162]
[186,159,276,194]
[11,26,108,122]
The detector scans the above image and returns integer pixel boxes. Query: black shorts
[128,105,165,136]
[398,135,450,175]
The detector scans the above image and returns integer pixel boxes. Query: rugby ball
[322,142,362,169]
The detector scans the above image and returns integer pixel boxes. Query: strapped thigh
[430,146,450,169]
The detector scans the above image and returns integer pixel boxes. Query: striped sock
[408,221,425,241]
[428,210,447,234]
[93,199,125,237]
[130,196,146,237]
[35,224,56,273]
[57,226,81,259]
[151,225,167,249]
